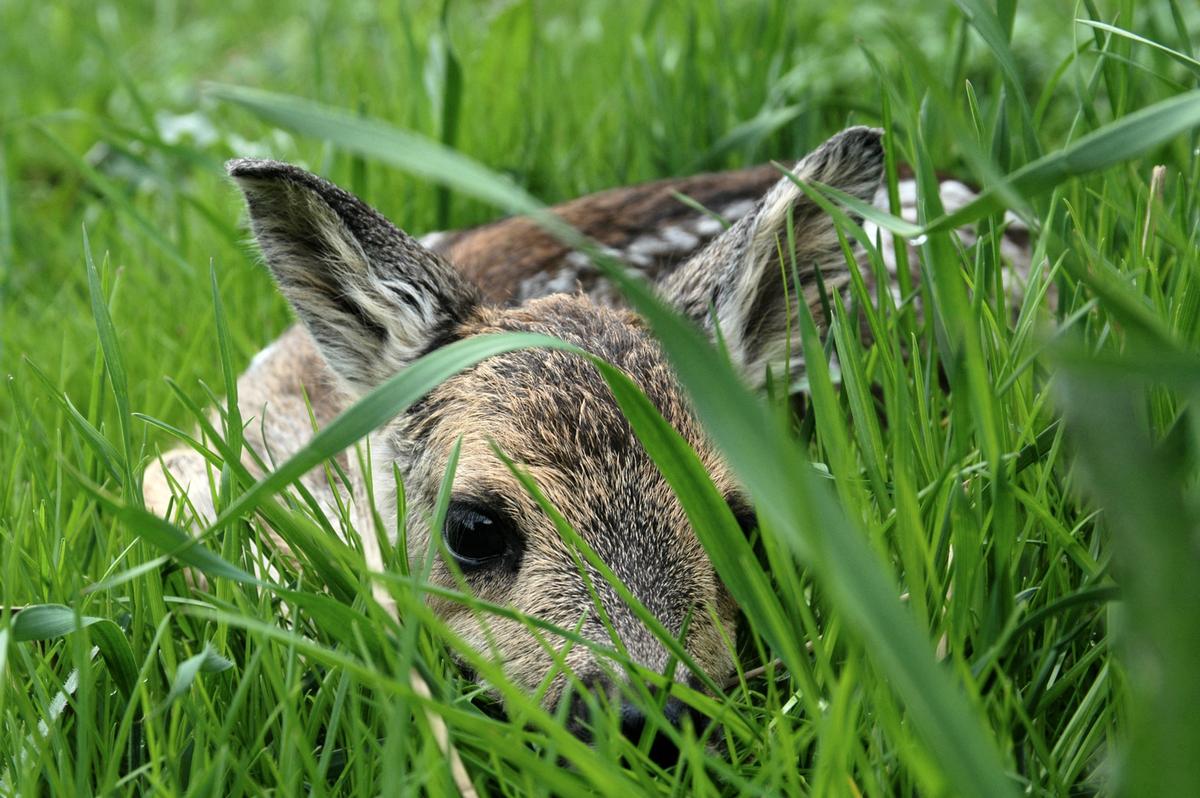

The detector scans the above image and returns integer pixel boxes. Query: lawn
[2,0,1199,795]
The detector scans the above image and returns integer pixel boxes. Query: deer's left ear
[658,126,885,385]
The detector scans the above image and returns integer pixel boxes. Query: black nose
[619,697,688,769]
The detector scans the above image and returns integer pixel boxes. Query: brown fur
[145,303,741,712]
[388,297,741,705]
[429,164,780,304]
[144,127,1030,732]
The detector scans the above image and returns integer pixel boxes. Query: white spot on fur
[516,266,581,301]
[721,199,756,220]
[939,180,975,212]
[692,215,725,236]
[627,234,678,258]
[418,230,449,249]
[624,226,699,262]
[659,225,700,250]
[626,252,653,268]
[544,269,579,294]
[564,251,592,270]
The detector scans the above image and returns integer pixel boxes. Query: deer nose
[619,696,689,769]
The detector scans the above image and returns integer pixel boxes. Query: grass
[3,0,1200,794]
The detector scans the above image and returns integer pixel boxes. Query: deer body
[143,128,1029,736]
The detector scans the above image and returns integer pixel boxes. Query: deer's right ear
[228,159,481,395]
[657,127,885,387]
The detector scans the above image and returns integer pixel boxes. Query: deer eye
[443,503,514,569]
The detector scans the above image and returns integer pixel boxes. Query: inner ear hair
[655,126,885,386]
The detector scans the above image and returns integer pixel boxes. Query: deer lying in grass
[143,127,1028,756]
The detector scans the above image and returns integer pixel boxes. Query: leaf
[591,361,809,678]
[587,255,1017,798]
[84,228,139,499]
[162,644,234,709]
[1056,352,1200,795]
[206,332,575,533]
[32,124,194,273]
[11,605,139,698]
[922,90,1200,233]
[423,7,463,229]
[74,479,267,588]
[953,0,1039,157]
[210,260,243,507]
[952,0,1027,112]
[799,175,925,239]
[1076,19,1200,77]
[693,104,806,170]
[207,83,545,218]
[22,356,124,485]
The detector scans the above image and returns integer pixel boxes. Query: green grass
[3,0,1200,794]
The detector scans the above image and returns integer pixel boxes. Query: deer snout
[563,676,706,768]
[618,694,699,769]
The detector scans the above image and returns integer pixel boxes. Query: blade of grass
[207,84,545,218]
[33,124,194,273]
[592,257,1016,797]
[206,332,574,534]
[83,228,139,502]
[953,0,1040,158]
[11,605,138,699]
[161,643,234,710]
[921,90,1200,233]
[1076,20,1200,78]
[1056,352,1200,796]
[73,476,268,589]
[210,261,243,512]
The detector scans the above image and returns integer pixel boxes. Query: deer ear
[658,127,885,385]
[228,159,481,394]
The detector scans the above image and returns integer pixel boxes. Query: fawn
[143,127,1028,752]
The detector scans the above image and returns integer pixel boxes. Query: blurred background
[1,0,1160,417]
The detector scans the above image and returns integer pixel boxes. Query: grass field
[3,0,1200,795]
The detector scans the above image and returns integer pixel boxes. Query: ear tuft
[227,157,293,179]
[229,159,480,394]
[658,126,886,386]
[791,126,884,201]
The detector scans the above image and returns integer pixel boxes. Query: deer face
[229,126,883,736]
[382,295,746,720]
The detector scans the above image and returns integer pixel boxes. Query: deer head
[228,126,884,754]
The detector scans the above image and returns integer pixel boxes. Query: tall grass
[2,0,1199,794]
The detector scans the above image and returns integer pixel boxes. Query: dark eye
[442,503,515,569]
